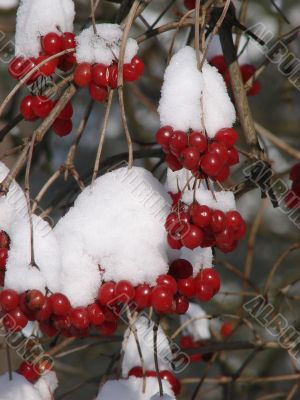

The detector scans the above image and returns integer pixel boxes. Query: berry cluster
[20,96,73,137]
[0,231,9,287]
[210,55,261,97]
[156,126,239,181]
[285,162,300,209]
[128,367,181,395]
[9,31,76,83]
[74,56,144,102]
[165,199,246,252]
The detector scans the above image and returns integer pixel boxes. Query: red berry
[156,126,173,149]
[8,57,33,80]
[184,0,195,10]
[39,321,57,337]
[226,211,243,232]
[97,320,117,336]
[175,294,189,314]
[4,307,28,331]
[19,361,39,383]
[98,282,116,305]
[289,163,300,181]
[53,315,71,331]
[123,63,139,82]
[36,55,58,76]
[108,64,118,89]
[131,56,144,76]
[181,225,203,249]
[210,55,227,74]
[58,57,74,72]
[156,275,177,294]
[32,95,54,118]
[209,142,229,166]
[210,210,226,233]
[92,64,109,87]
[87,303,105,326]
[195,281,214,301]
[227,147,239,166]
[234,219,247,240]
[35,298,52,321]
[215,227,235,251]
[42,33,63,55]
[20,96,38,121]
[0,289,19,312]
[180,335,196,349]
[19,292,36,320]
[89,82,108,102]
[181,147,200,170]
[292,180,300,197]
[134,284,152,309]
[25,290,46,311]
[128,366,143,377]
[177,277,196,297]
[189,131,207,153]
[169,259,193,279]
[221,321,234,337]
[0,231,10,249]
[169,130,187,155]
[53,119,73,137]
[49,293,71,316]
[115,280,135,303]
[74,63,92,87]
[165,153,182,171]
[201,152,223,177]
[62,32,76,50]
[70,307,90,330]
[247,80,261,96]
[167,234,182,249]
[215,128,238,148]
[215,165,230,182]
[0,248,8,270]
[58,102,73,120]
[189,203,211,228]
[160,370,181,395]
[198,268,220,294]
[151,286,173,313]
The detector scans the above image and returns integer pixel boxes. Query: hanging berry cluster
[74,55,144,102]
[156,126,239,181]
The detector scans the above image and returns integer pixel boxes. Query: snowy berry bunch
[156,126,239,181]
[74,24,144,102]
[166,196,246,253]
[0,231,9,287]
[210,54,261,97]
[285,162,300,209]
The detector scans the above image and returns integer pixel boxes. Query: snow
[182,188,236,212]
[0,371,58,400]
[54,167,172,307]
[15,0,75,57]
[165,168,207,194]
[180,303,211,341]
[158,46,236,138]
[76,24,139,65]
[180,247,213,275]
[96,377,175,400]
[122,316,173,377]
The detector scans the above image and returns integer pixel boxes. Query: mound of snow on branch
[76,24,139,65]
[15,0,75,57]
[158,46,236,138]
[180,303,211,341]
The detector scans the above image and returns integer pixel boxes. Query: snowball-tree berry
[36,55,58,76]
[0,289,19,312]
[210,210,226,233]
[215,227,235,251]
[215,128,238,148]
[215,165,230,182]
[0,248,8,270]
[177,277,196,297]
[35,298,52,321]
[134,284,152,309]
[169,130,187,155]
[128,366,143,377]
[49,293,71,316]
[201,152,223,177]
[108,64,118,89]
[92,64,109,87]
[25,290,46,311]
[180,335,196,349]
[62,32,76,50]
[181,147,200,170]
[32,95,54,118]
[175,294,189,314]
[53,315,72,331]
[209,142,229,165]
[97,320,117,336]
[151,286,173,313]
[20,96,38,121]
[155,125,173,149]
[70,307,90,330]
[74,63,92,87]
[189,203,211,228]
[189,131,207,153]
[115,280,135,303]
[156,274,177,294]
[19,361,40,383]
[167,233,182,249]
[19,292,36,320]
[226,211,243,231]
[4,307,28,331]
[165,153,182,171]
[87,303,105,326]
[98,282,116,305]
[181,224,203,249]
[195,281,214,302]
[221,321,234,337]
[168,259,193,279]
[89,82,108,102]
[0,231,10,248]
[123,63,139,82]
[58,102,73,120]
[290,163,300,181]
[53,119,73,137]
[160,370,182,395]
[199,268,220,294]
[210,55,227,74]
[42,33,63,55]
[131,56,144,75]
[227,147,239,166]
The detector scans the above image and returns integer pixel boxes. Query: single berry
[134,284,152,309]
[195,281,214,302]
[4,307,28,331]
[165,153,182,171]
[128,366,143,377]
[87,303,105,326]
[92,64,110,87]
[181,225,203,249]
[115,280,135,303]
[58,102,73,120]
[156,126,173,150]
[210,55,227,74]
[189,131,207,153]
[70,307,90,330]
[98,282,116,305]
[53,119,73,137]
[123,63,139,82]
[74,63,92,87]
[0,231,10,248]
[215,227,235,251]
[131,56,144,75]
[20,96,38,121]
[25,290,46,311]
[156,274,177,294]
[32,95,54,118]
[151,286,173,313]
[42,33,63,55]
[198,268,220,294]
[201,152,223,177]
[108,64,118,89]
[215,128,238,148]
[181,147,200,170]
[0,289,19,312]
[175,294,189,314]
[89,82,108,102]
[169,130,188,155]
[189,203,211,228]
[209,142,229,166]
[49,293,71,316]
[210,210,226,233]
[36,55,58,76]
[62,32,76,50]
[227,147,239,166]
[160,370,181,395]
[221,321,234,337]
[35,298,52,321]
[19,361,39,383]
[169,259,193,279]
[215,165,230,182]
[167,234,182,249]
[177,277,196,297]
[226,211,243,232]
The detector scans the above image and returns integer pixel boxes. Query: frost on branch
[158,46,236,138]
[76,24,139,65]
[15,0,75,57]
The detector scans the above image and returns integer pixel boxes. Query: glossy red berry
[215,165,230,182]
[167,233,182,249]
[227,147,239,166]
[134,284,152,309]
[25,290,46,311]
[195,281,214,302]
[177,277,196,297]
[215,227,235,251]
[169,130,188,155]
[131,56,144,75]
[19,292,36,320]
[20,96,38,121]
[0,289,19,312]
[156,126,173,149]
[42,33,63,55]
[98,282,116,305]
[53,315,71,331]
[221,321,234,337]
[97,320,117,336]
[70,307,90,330]
[35,298,52,321]
[210,55,227,74]
[128,366,143,377]
[190,203,211,228]
[62,32,76,50]
[0,248,8,270]
[201,152,223,177]
[87,303,105,326]
[181,225,203,249]
[53,119,73,137]
[290,163,300,181]
[169,259,193,279]
[189,131,207,153]
[58,102,73,120]
[210,210,226,233]
[157,275,177,294]
[0,231,9,248]
[74,63,92,87]
[175,294,189,314]
[151,286,173,313]
[108,64,118,89]
[181,147,200,170]
[89,82,108,102]
[215,128,238,148]
[226,211,243,232]
[123,63,139,82]
[32,95,54,118]
[92,64,109,87]
[184,0,195,10]
[180,335,196,349]
[4,307,28,331]
[36,55,58,76]
[8,57,32,80]
[49,293,71,316]
[58,57,74,72]
[198,268,220,294]
[19,361,40,383]
[209,142,228,166]
[160,370,181,395]
[115,280,135,303]
[165,153,182,171]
